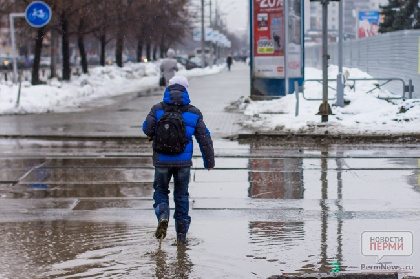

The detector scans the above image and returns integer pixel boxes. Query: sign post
[9,13,25,83]
[10,1,52,83]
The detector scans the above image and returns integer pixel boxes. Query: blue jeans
[153,167,191,233]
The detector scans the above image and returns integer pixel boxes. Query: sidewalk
[0,63,251,139]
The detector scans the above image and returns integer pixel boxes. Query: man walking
[142,76,215,245]
[226,54,233,71]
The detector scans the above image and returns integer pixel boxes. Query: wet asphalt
[1,63,419,278]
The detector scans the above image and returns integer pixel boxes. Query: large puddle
[0,138,419,278]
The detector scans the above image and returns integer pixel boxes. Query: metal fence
[305,29,420,98]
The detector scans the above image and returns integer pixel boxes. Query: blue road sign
[25,1,52,28]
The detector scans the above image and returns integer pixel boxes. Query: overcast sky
[217,0,249,33]
[191,0,249,34]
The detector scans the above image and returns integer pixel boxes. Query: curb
[268,274,418,279]
[236,132,420,143]
[0,134,149,142]
[2,132,420,143]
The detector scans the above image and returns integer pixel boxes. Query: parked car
[124,56,137,63]
[189,56,208,68]
[0,57,12,70]
[87,55,100,65]
[40,57,51,67]
[174,56,199,70]
[0,56,27,70]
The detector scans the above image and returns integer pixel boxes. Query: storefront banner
[252,0,302,79]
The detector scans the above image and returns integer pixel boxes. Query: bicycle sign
[25,1,51,28]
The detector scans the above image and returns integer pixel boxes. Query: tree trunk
[153,45,158,61]
[61,12,71,81]
[100,34,106,66]
[137,39,143,62]
[31,27,45,85]
[115,13,124,68]
[78,34,88,74]
[160,36,165,58]
[146,42,151,62]
[115,33,124,67]
[77,19,88,74]
[50,29,57,78]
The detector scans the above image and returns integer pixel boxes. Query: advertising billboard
[252,0,303,79]
[357,10,380,38]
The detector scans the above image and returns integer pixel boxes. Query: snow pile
[241,66,420,135]
[0,62,225,114]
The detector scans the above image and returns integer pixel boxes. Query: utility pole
[311,0,336,122]
[336,0,344,107]
[201,0,205,68]
[319,0,332,122]
[210,0,212,25]
[284,0,289,96]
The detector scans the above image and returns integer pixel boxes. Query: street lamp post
[201,0,206,68]
[313,0,334,122]
[284,0,289,96]
[336,0,344,107]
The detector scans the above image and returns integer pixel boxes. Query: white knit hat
[167,48,175,58]
[168,75,189,89]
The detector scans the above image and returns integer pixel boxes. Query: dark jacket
[226,56,233,65]
[143,84,215,168]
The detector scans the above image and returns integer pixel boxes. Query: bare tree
[112,0,133,67]
[92,0,115,66]
[72,0,105,73]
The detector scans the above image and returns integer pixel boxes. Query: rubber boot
[175,220,189,245]
[155,203,170,240]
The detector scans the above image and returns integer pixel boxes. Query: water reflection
[335,151,344,270]
[151,245,193,279]
[390,157,420,193]
[249,221,305,251]
[29,167,49,189]
[319,147,329,273]
[0,221,134,278]
[248,145,304,199]
[248,144,346,274]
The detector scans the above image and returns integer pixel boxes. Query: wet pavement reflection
[1,138,419,278]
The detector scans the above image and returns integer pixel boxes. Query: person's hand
[207,168,212,171]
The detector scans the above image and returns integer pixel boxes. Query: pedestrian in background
[226,54,233,71]
[160,48,178,85]
[142,75,215,245]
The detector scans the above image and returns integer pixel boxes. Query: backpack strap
[160,101,169,111]
[179,104,192,113]
[160,102,191,113]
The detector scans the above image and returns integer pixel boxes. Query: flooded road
[1,138,419,278]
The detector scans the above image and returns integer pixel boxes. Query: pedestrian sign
[25,1,52,28]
